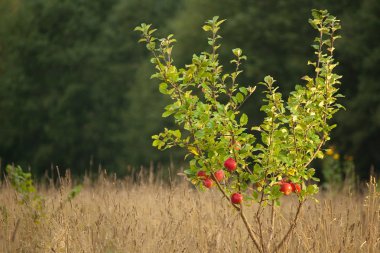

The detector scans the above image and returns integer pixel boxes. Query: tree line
[0,0,378,178]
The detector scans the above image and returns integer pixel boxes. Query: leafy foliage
[6,165,43,221]
[136,10,342,204]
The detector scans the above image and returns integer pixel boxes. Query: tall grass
[0,169,379,253]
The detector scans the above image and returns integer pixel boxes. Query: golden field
[0,171,379,253]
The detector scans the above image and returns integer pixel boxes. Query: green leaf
[195,130,205,139]
[239,87,248,96]
[152,140,160,147]
[235,92,244,103]
[162,110,173,117]
[232,48,242,57]
[306,184,319,195]
[240,113,248,126]
[264,76,274,85]
[159,83,168,94]
[216,19,226,26]
[173,130,181,138]
[202,25,211,32]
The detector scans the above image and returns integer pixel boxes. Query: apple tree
[135,9,342,253]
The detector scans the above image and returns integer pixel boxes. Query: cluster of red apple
[278,180,302,196]
[197,158,301,205]
[196,157,237,187]
[197,157,244,204]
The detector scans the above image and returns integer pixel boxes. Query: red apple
[280,182,293,196]
[214,170,224,182]
[290,183,301,193]
[224,158,237,172]
[197,170,207,179]
[231,193,243,204]
[203,178,213,188]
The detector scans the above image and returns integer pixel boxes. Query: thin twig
[235,91,254,111]
[266,201,276,251]
[303,136,326,168]
[210,173,240,211]
[274,201,304,252]
[240,203,263,253]
[255,215,265,252]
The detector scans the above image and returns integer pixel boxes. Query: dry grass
[0,171,379,253]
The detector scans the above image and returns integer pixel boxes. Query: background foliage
[0,0,379,178]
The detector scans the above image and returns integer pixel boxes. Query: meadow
[0,169,379,253]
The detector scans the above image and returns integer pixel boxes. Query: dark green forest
[0,0,379,178]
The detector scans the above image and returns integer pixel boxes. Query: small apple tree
[135,9,342,253]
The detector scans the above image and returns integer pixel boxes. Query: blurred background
[0,0,378,181]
